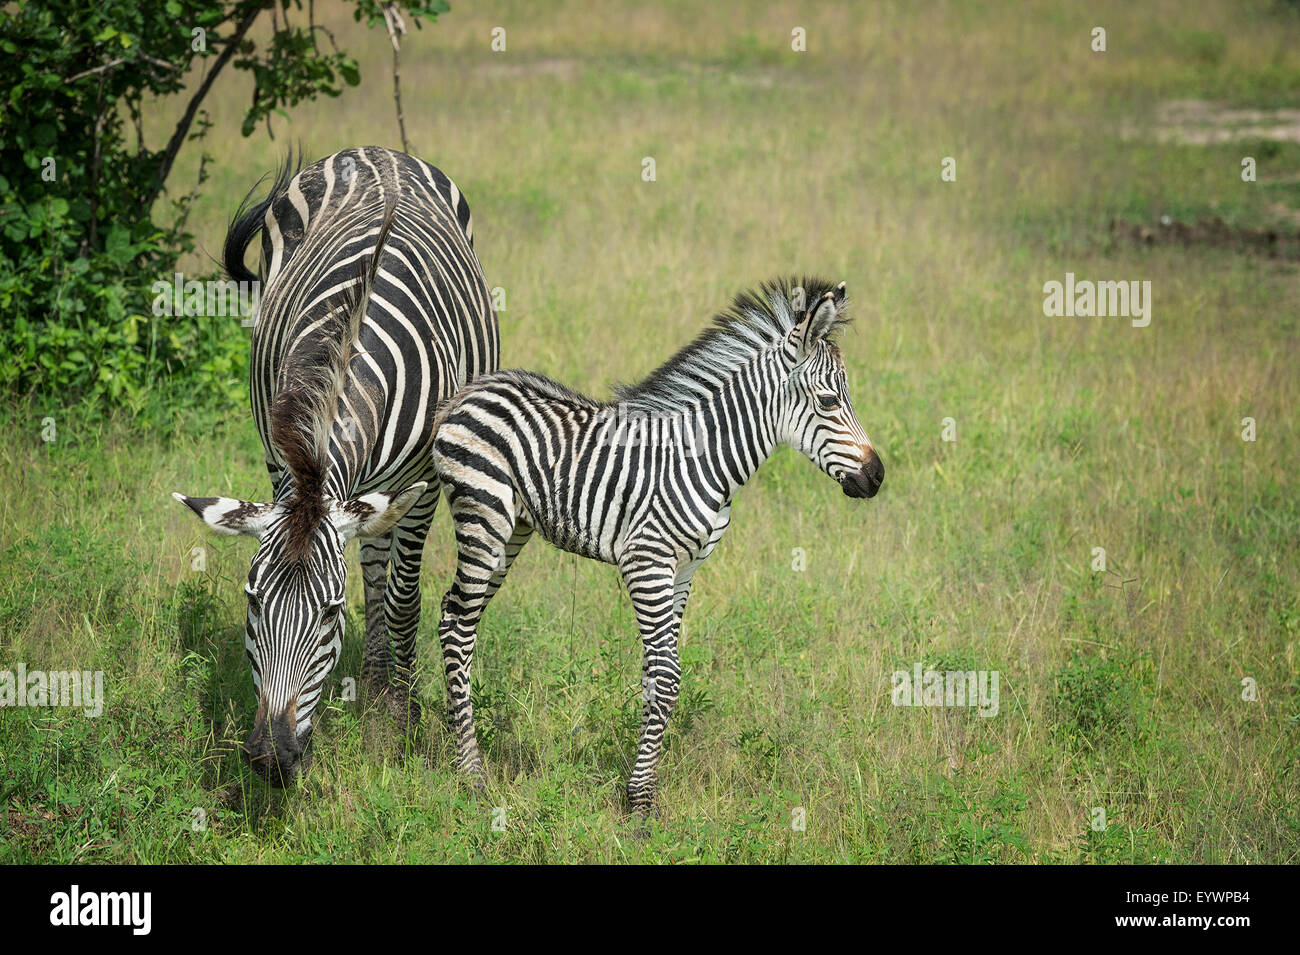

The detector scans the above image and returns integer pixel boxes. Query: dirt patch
[1122,99,1300,145]
[1110,215,1300,259]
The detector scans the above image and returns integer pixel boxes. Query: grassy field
[2,0,1298,863]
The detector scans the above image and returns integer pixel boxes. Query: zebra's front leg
[672,504,728,623]
[360,534,393,689]
[621,558,682,818]
[382,485,439,732]
[439,518,532,787]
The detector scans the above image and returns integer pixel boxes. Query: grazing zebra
[173,147,497,785]
[431,278,883,814]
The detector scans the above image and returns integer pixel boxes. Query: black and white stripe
[175,147,497,784]
[430,278,883,814]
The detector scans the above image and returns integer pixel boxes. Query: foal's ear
[173,493,277,540]
[807,290,841,341]
[785,290,840,362]
[330,482,428,543]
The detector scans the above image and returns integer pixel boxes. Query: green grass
[1,0,1298,863]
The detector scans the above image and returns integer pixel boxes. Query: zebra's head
[173,483,423,785]
[176,323,424,787]
[777,282,884,499]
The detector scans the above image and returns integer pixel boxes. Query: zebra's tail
[223,147,302,284]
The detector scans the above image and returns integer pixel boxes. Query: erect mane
[613,276,850,414]
[268,201,396,559]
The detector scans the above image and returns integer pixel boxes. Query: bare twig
[308,0,341,54]
[138,51,180,73]
[145,4,261,213]
[382,3,410,154]
[67,51,178,84]
[66,58,126,83]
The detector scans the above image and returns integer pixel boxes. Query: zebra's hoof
[385,688,423,733]
[627,810,656,839]
[360,671,392,698]
[627,789,659,821]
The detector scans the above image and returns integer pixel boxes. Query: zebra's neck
[642,351,783,504]
[269,419,378,507]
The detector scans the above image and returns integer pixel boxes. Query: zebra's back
[248,147,497,496]
[433,370,639,562]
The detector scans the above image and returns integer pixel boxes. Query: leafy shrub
[0,0,448,425]
[1049,649,1152,746]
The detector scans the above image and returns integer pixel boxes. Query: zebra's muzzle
[842,449,884,499]
[243,703,310,787]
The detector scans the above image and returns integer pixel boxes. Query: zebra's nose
[843,447,884,499]
[243,704,306,787]
[864,448,884,494]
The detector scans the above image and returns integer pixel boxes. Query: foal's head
[775,281,884,498]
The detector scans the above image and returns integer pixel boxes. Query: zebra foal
[430,278,884,815]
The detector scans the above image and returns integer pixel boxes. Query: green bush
[1049,649,1153,746]
[0,0,448,425]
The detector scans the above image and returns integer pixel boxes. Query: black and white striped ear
[808,290,841,341]
[785,290,841,363]
[173,493,278,540]
[329,481,427,543]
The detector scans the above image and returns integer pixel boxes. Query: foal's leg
[619,554,682,817]
[439,497,530,784]
[671,504,730,626]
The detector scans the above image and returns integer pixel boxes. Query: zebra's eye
[245,590,261,616]
[321,603,344,626]
[817,394,840,412]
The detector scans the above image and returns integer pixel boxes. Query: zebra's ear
[173,493,277,540]
[331,482,428,543]
[807,290,840,342]
[784,291,839,365]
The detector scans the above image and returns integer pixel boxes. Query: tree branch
[143,3,262,213]
[382,3,410,154]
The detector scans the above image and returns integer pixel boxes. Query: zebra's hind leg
[382,484,440,733]
[360,534,393,690]
[439,506,531,788]
[619,556,682,818]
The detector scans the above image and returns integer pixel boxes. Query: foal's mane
[613,276,849,414]
[268,201,396,559]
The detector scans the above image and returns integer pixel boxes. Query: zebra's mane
[268,201,396,559]
[612,277,850,414]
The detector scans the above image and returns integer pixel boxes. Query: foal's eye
[817,394,840,412]
[245,590,261,616]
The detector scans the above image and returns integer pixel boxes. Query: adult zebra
[174,147,497,785]
[431,278,883,814]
